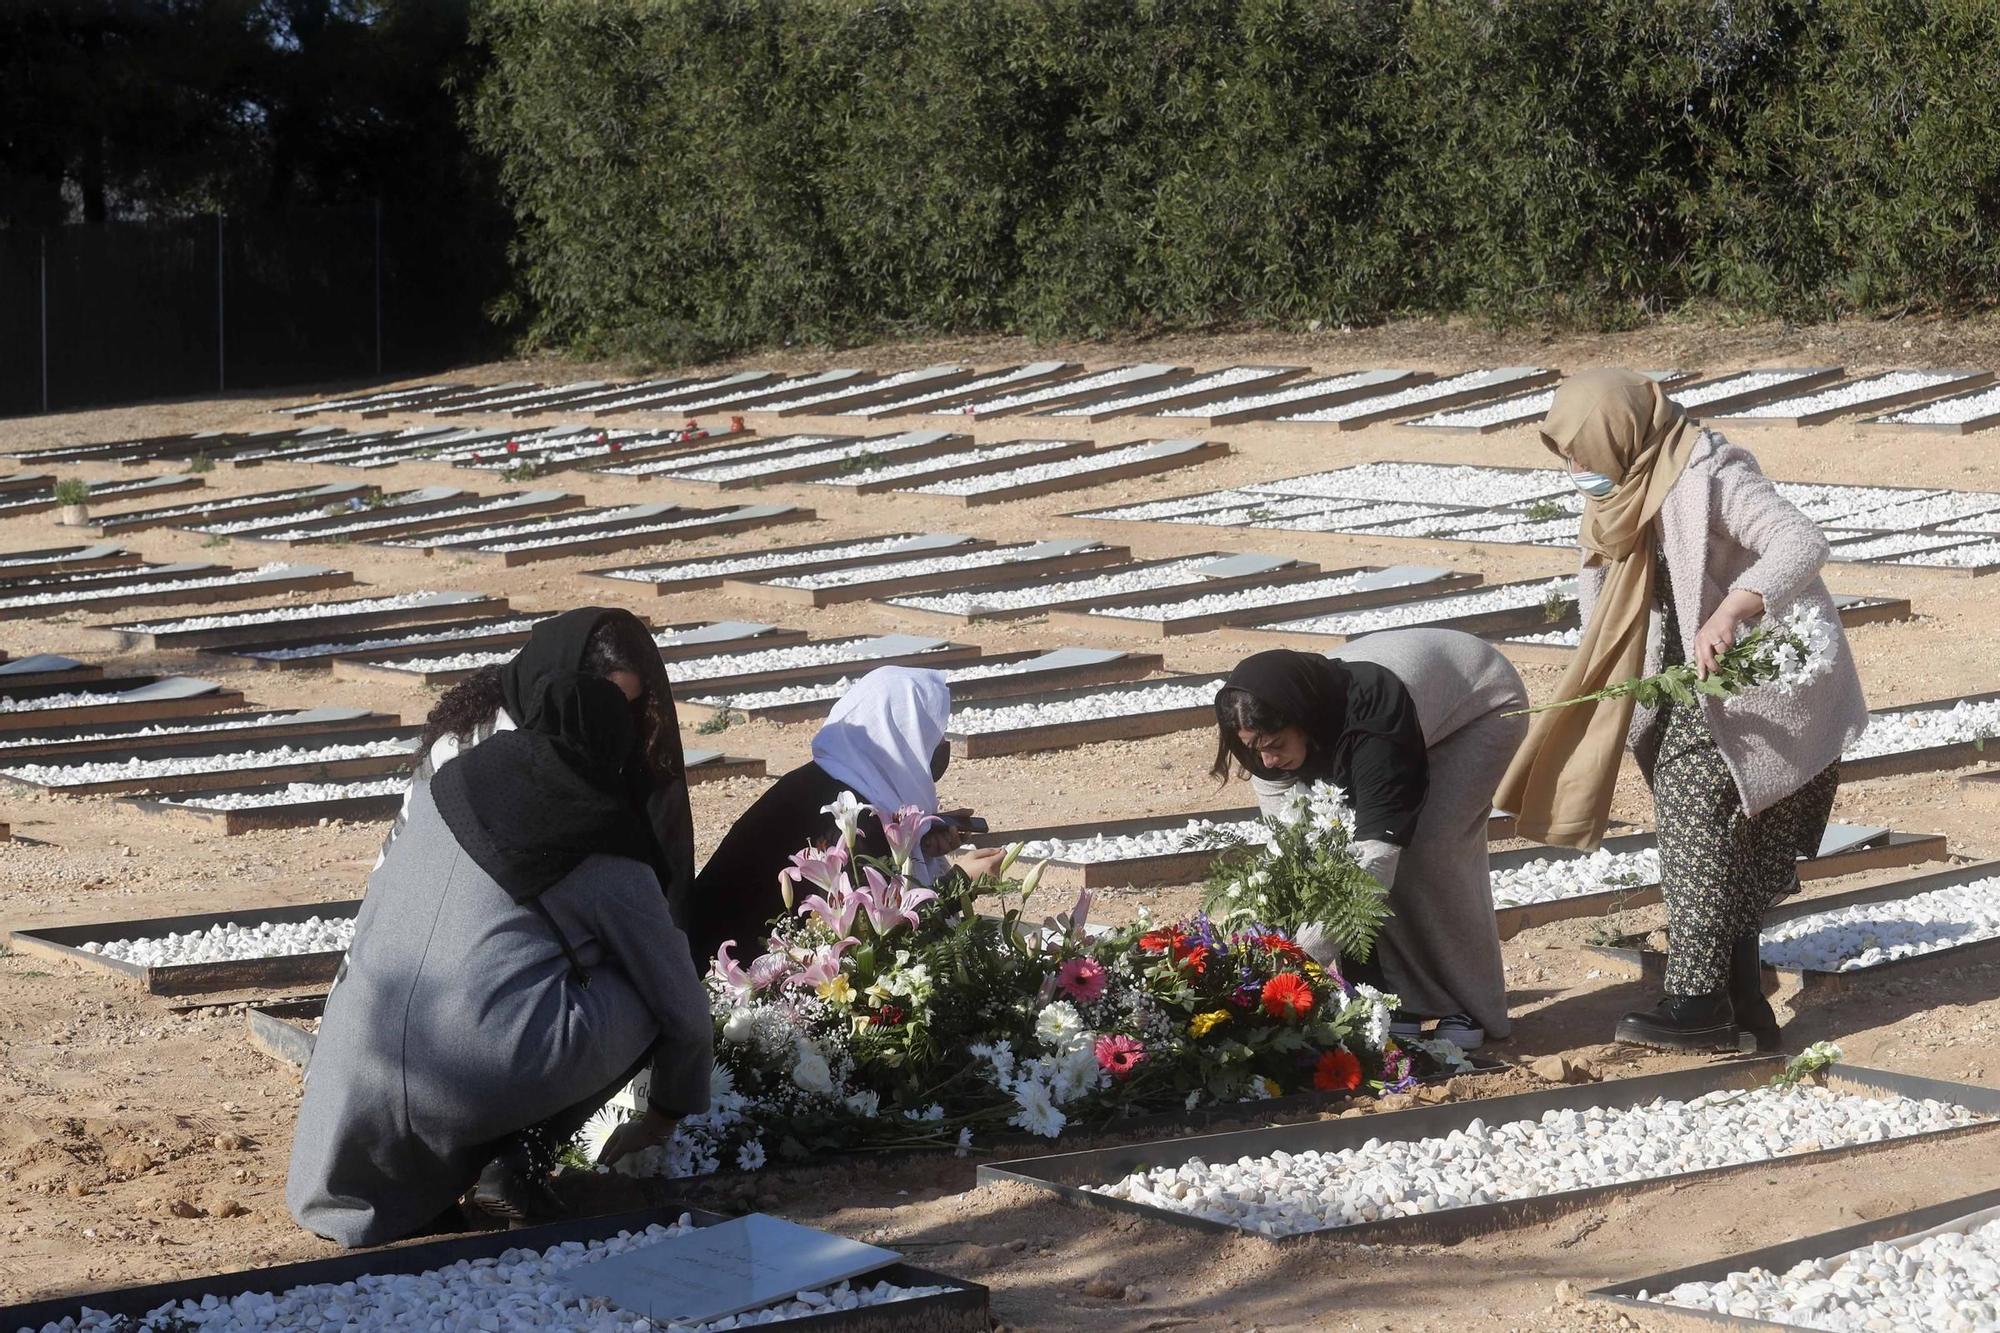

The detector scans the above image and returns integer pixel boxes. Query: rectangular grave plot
[123,778,406,834]
[1842,690,2000,782]
[1490,827,1950,940]
[941,364,1188,420]
[684,752,766,785]
[93,591,503,651]
[245,492,585,547]
[0,1206,989,1333]
[1399,371,1694,434]
[280,381,466,416]
[1671,366,1846,420]
[0,558,213,596]
[730,541,1130,609]
[0,565,357,621]
[1592,860,2000,994]
[94,483,375,535]
[581,370,779,418]
[877,553,1321,627]
[480,505,816,568]
[749,363,982,417]
[217,616,545,671]
[589,533,989,593]
[461,427,750,476]
[976,1060,2000,1246]
[0,473,204,519]
[1863,380,2000,435]
[0,681,242,733]
[846,361,1079,419]
[0,544,143,579]
[1060,566,1484,639]
[675,640,985,698]
[946,674,1220,760]
[7,899,363,996]
[0,732,420,797]
[1708,368,1992,427]
[832,438,1099,495]
[0,707,402,762]
[1040,366,1305,422]
[512,378,701,418]
[681,649,1168,726]
[1242,578,1576,648]
[672,431,981,489]
[906,439,1232,508]
[1273,367,1560,430]
[1157,369,1427,428]
[332,623,813,687]
[0,657,105,691]
[1590,1187,2000,1333]
[0,471,58,494]
[441,380,619,417]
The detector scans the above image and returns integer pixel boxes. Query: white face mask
[1571,469,1616,498]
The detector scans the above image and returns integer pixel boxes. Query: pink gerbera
[1055,957,1107,1002]
[1094,1034,1146,1081]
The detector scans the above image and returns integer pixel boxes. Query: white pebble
[1760,875,2000,972]
[951,679,1223,735]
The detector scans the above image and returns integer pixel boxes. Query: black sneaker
[1726,933,1782,1053]
[1615,992,1754,1054]
[1430,1013,1486,1050]
[467,1142,566,1229]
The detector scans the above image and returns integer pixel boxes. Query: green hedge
[467,0,2000,360]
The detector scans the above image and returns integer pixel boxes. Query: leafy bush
[52,477,89,506]
[468,0,2000,359]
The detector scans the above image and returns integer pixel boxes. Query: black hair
[420,616,675,776]
[1209,685,1293,780]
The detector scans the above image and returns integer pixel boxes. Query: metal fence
[0,203,499,419]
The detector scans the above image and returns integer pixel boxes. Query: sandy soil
[2,317,1997,1331]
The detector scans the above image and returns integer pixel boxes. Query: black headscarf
[433,607,694,905]
[1221,649,1430,845]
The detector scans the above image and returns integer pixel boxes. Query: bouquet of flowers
[1514,600,1838,716]
[590,790,1455,1179]
[1199,781,1392,962]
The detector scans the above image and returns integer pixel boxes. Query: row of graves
[7,394,2000,1329]
[273,358,2000,442]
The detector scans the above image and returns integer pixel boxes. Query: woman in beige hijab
[1497,370,1867,1052]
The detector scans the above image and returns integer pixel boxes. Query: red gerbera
[871,1004,906,1026]
[1253,932,1308,962]
[1314,1048,1363,1092]
[1138,927,1187,955]
[1179,944,1211,975]
[1094,1034,1146,1080]
[1260,972,1315,1022]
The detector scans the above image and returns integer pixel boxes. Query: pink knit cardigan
[1576,430,1870,817]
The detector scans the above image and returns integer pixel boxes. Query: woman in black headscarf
[287,609,712,1247]
[1212,630,1527,1048]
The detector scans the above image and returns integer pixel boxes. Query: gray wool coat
[1577,429,1870,817]
[287,780,712,1248]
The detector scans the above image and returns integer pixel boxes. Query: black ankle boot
[1726,934,1781,1053]
[467,1141,566,1229]
[1615,991,1753,1053]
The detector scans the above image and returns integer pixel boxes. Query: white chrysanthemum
[1304,780,1356,831]
[735,1139,767,1172]
[1049,1042,1104,1103]
[1008,1078,1067,1138]
[578,1105,629,1163]
[843,1089,881,1118]
[1729,600,1839,710]
[1352,982,1396,1053]
[1035,1000,1086,1052]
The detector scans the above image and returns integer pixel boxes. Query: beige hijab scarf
[1495,370,1698,849]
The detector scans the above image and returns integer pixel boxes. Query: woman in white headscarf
[688,666,1002,962]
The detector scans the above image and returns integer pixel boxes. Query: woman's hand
[1693,589,1766,678]
[951,846,1008,881]
[596,1108,677,1166]
[922,808,976,857]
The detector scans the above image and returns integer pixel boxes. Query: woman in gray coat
[1212,630,1527,1048]
[287,609,713,1247]
[1500,370,1869,1053]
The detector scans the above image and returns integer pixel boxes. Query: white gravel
[770,540,1103,591]
[1771,483,1943,524]
[1048,365,1274,416]
[0,547,117,569]
[1828,490,2000,531]
[905,440,1202,497]
[80,914,355,966]
[1169,497,1375,528]
[4,738,414,787]
[689,654,1050,711]
[1432,515,1580,548]
[1672,368,1830,408]
[1829,532,1985,562]
[667,433,936,483]
[674,369,855,412]
[0,563,313,611]
[951,678,1224,734]
[118,591,474,634]
[11,1217,953,1332]
[757,364,938,410]
[888,558,1218,615]
[568,370,769,415]
[1248,462,1568,507]
[1844,700,2000,759]
[848,360,1067,417]
[0,688,140,715]
[1406,388,1560,430]
[391,506,648,548]
[1075,489,1268,521]
[246,496,556,541]
[1758,875,2000,973]
[1091,1086,1982,1237]
[603,534,973,584]
[1016,815,1264,863]
[367,622,773,675]
[1503,627,1582,647]
[99,486,326,524]
[1095,569,1383,621]
[1260,578,1575,636]
[1491,848,1661,908]
[1875,380,2000,425]
[0,715,313,750]
[818,438,1075,487]
[160,776,408,810]
[1157,369,1405,418]
[1717,370,1970,419]
[668,637,950,684]
[960,364,1174,415]
[245,618,545,662]
[482,507,774,555]
[1278,368,1546,423]
[600,434,838,479]
[1643,1208,2000,1329]
[1345,510,1543,540]
[1872,538,2000,569]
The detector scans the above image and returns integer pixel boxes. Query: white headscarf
[811,666,951,814]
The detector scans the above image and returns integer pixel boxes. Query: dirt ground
[2,315,1998,1331]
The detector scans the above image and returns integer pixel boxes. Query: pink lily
[712,939,753,996]
[873,803,943,870]
[788,936,858,990]
[798,885,862,937]
[746,951,792,991]
[780,845,851,901]
[1043,888,1094,943]
[857,865,937,937]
